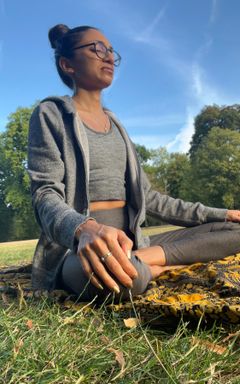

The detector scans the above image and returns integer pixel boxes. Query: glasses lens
[95,42,107,59]
[113,51,121,67]
[95,42,121,66]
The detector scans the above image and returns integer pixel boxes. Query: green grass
[0,239,37,266]
[0,227,240,383]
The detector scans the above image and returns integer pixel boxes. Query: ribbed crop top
[84,118,127,202]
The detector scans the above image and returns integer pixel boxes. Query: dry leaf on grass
[123,317,140,328]
[192,336,228,355]
[99,335,126,377]
[17,283,27,310]
[63,300,92,313]
[13,339,24,356]
[221,331,240,344]
[107,347,125,372]
[100,335,112,345]
[62,316,84,325]
[1,293,9,305]
[26,319,33,329]
[63,317,76,325]
[92,317,104,332]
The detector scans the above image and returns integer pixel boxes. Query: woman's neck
[72,89,103,113]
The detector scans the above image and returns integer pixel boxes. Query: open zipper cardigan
[28,96,227,290]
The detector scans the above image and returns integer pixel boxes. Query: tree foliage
[137,146,190,198]
[185,127,240,208]
[189,104,240,158]
[134,143,152,166]
[0,105,39,241]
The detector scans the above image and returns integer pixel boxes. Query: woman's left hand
[226,210,240,222]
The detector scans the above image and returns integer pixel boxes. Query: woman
[28,24,240,302]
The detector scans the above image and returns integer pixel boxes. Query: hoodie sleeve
[28,102,90,251]
[141,169,227,227]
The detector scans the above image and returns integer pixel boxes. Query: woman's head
[48,24,121,91]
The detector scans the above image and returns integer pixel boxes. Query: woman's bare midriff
[90,200,126,211]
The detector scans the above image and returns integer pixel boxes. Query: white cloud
[166,112,194,153]
[192,64,203,98]
[134,7,167,44]
[209,0,218,24]
[190,62,232,106]
[129,11,191,80]
[167,61,238,153]
[167,65,220,153]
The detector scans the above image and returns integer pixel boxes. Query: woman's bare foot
[133,246,186,279]
[133,246,166,266]
[149,265,186,279]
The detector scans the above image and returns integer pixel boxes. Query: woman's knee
[116,255,152,300]
[212,221,240,232]
[61,252,152,303]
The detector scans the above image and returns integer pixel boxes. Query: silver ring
[100,251,112,263]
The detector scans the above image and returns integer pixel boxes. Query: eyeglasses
[72,40,121,67]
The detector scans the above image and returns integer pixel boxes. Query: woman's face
[63,29,117,91]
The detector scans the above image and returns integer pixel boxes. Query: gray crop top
[84,118,127,202]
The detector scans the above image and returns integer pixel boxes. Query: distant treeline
[1,104,240,242]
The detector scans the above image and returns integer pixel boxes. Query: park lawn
[0,239,37,266]
[0,227,240,383]
[0,225,180,266]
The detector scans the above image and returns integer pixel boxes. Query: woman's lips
[102,67,114,74]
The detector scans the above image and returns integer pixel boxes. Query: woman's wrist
[75,217,98,240]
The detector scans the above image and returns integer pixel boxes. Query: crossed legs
[60,221,240,301]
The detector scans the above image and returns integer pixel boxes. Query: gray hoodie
[28,95,227,290]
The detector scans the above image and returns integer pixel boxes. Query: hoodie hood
[41,95,76,114]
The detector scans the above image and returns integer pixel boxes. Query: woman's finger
[226,210,240,222]
[91,233,137,280]
[83,245,132,292]
[99,248,134,287]
[117,230,133,259]
[79,251,104,290]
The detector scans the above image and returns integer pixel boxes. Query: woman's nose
[105,50,114,64]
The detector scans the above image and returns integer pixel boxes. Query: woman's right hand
[76,220,138,293]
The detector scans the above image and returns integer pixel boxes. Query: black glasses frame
[72,40,121,67]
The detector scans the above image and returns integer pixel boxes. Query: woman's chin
[99,77,113,89]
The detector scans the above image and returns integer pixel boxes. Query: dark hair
[48,24,99,89]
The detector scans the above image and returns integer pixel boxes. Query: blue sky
[0,0,240,152]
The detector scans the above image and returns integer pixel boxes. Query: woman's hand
[226,210,240,222]
[76,220,138,293]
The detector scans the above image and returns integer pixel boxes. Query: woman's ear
[59,57,75,75]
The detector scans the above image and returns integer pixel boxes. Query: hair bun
[48,24,70,49]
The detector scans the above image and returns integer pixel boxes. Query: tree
[0,105,39,241]
[165,152,190,198]
[145,147,170,193]
[185,127,240,208]
[134,143,152,166]
[135,147,190,226]
[143,147,190,198]
[189,104,240,158]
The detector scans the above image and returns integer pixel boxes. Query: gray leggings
[60,208,240,302]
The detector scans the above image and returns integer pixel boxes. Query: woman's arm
[28,102,90,251]
[141,169,228,226]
